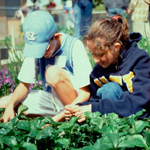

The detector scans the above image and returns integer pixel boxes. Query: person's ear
[114,42,121,50]
[53,33,62,40]
[83,36,88,47]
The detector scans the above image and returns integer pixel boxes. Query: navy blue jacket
[78,33,150,118]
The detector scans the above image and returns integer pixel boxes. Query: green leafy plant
[0,108,150,150]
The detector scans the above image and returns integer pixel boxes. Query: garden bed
[0,106,150,150]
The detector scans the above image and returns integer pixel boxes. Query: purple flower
[38,81,42,85]
[10,88,14,93]
[0,83,2,88]
[29,84,34,90]
[7,73,11,77]
[9,80,15,86]
[2,67,8,74]
[0,66,21,96]
[2,75,7,80]
[4,78,10,84]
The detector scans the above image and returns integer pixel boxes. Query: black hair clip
[112,16,123,23]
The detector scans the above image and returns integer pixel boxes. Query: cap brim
[23,42,49,58]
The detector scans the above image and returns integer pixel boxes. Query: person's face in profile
[87,40,121,68]
[44,33,61,58]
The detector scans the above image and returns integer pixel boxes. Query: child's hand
[126,9,131,15]
[71,105,92,123]
[64,104,92,122]
[64,104,79,120]
[70,9,74,14]
[64,105,74,120]
[0,104,15,122]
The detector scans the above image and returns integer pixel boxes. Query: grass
[93,4,105,12]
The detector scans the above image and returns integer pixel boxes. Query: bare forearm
[52,111,65,122]
[71,93,90,105]
[9,82,30,108]
[1,82,30,122]
[71,85,90,105]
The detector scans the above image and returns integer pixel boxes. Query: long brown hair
[86,14,129,54]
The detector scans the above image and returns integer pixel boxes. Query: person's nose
[99,55,106,62]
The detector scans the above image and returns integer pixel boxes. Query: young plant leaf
[17,105,28,116]
[2,136,18,148]
[56,138,70,147]
[119,134,147,148]
[143,130,150,146]
[16,120,31,131]
[134,120,149,133]
[22,142,37,150]
[105,133,119,148]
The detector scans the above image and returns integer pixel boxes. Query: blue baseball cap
[22,10,57,58]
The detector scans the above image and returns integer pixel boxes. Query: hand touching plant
[64,104,92,122]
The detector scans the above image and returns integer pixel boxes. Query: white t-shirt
[18,37,92,89]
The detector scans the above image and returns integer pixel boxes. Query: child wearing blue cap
[0,10,92,122]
